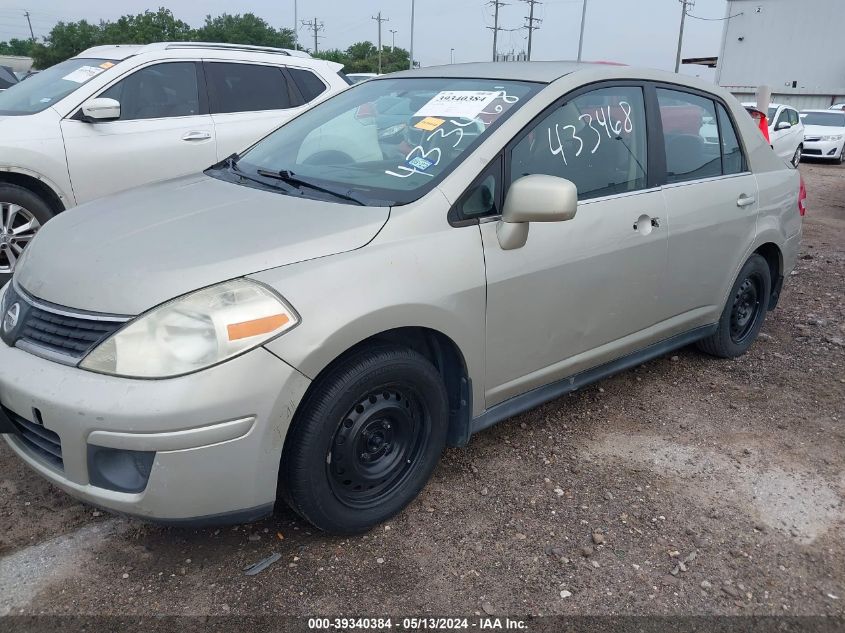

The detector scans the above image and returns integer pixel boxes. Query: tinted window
[289,68,327,102]
[101,62,199,120]
[206,63,292,113]
[717,104,744,175]
[788,109,800,125]
[510,86,647,200]
[657,89,721,183]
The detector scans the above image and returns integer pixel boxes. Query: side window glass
[455,158,501,221]
[717,104,745,175]
[775,108,790,126]
[100,62,199,120]
[510,86,647,200]
[657,88,721,183]
[289,68,327,102]
[789,109,800,126]
[206,63,292,113]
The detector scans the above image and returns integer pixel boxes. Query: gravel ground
[0,162,843,619]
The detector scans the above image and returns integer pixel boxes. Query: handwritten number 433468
[549,101,634,166]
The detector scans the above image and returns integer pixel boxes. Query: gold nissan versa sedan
[0,63,802,534]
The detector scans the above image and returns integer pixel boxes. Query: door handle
[736,194,756,208]
[632,215,660,232]
[181,130,212,141]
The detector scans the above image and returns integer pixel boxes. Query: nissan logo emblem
[3,302,20,333]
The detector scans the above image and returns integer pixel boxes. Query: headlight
[80,279,299,378]
[821,135,844,141]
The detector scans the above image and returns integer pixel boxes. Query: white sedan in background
[742,102,804,167]
[800,109,845,163]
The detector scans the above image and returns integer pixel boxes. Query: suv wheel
[280,345,449,534]
[697,254,771,358]
[0,184,54,276]
[791,145,802,168]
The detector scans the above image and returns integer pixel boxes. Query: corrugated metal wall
[717,0,845,108]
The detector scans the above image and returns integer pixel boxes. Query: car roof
[801,109,845,113]
[386,61,591,83]
[76,42,313,61]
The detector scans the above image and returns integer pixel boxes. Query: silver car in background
[0,62,802,534]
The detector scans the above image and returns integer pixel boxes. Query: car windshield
[224,77,541,206]
[800,111,845,127]
[0,57,118,115]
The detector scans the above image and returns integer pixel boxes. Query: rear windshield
[800,111,845,127]
[232,77,541,205]
[0,58,118,115]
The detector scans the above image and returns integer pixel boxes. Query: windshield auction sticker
[62,65,106,83]
[414,91,500,119]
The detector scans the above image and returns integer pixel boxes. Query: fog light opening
[87,445,155,493]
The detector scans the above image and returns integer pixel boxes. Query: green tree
[31,20,101,68]
[193,13,294,48]
[315,41,410,74]
[0,38,34,57]
[99,8,192,44]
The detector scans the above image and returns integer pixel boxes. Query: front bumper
[0,343,310,523]
[802,139,844,159]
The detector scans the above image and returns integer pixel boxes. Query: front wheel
[0,184,54,276]
[280,345,449,534]
[697,254,772,358]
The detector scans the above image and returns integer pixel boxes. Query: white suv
[0,42,350,275]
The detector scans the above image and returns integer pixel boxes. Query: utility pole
[24,11,35,41]
[372,12,389,74]
[409,0,415,69]
[293,0,298,50]
[674,0,693,73]
[522,0,542,61]
[487,1,507,62]
[301,17,324,54]
[389,28,398,50]
[576,0,587,61]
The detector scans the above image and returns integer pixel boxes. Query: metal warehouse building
[713,0,845,109]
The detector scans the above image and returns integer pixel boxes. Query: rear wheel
[0,184,54,277]
[280,345,448,534]
[697,254,771,358]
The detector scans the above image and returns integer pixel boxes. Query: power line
[686,10,744,21]
[522,0,542,61]
[371,11,389,74]
[300,17,324,54]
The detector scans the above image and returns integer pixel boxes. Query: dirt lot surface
[0,162,843,621]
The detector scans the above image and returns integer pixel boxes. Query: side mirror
[497,175,578,250]
[775,121,792,131]
[80,97,120,122]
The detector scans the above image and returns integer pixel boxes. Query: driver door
[480,84,668,407]
[60,61,217,204]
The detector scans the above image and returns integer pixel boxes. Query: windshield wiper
[255,168,365,206]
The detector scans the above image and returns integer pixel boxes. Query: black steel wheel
[280,345,448,534]
[328,385,431,509]
[697,254,771,358]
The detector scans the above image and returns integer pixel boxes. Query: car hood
[16,174,390,315]
[803,124,843,137]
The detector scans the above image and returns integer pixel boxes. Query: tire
[0,184,55,278]
[839,147,845,164]
[280,345,449,534]
[697,254,771,358]
[791,144,802,168]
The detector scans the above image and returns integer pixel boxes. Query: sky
[0,0,727,77]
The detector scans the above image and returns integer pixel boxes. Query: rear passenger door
[656,87,758,330]
[204,61,311,158]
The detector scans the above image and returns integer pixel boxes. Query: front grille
[3,405,63,470]
[21,306,123,357]
[1,283,130,363]
[804,137,821,142]
[803,148,822,155]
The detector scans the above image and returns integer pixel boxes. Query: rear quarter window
[288,68,328,102]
